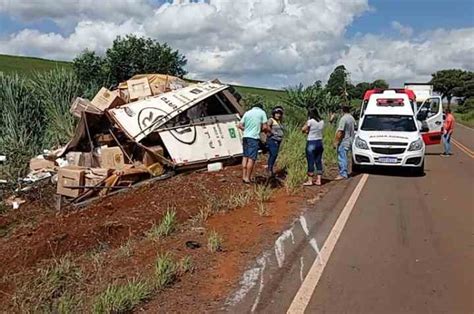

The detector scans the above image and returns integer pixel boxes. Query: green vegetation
[455,111,474,128]
[207,230,223,253]
[73,35,187,86]
[93,279,152,314]
[147,207,178,239]
[0,54,71,75]
[154,252,179,289]
[234,85,286,102]
[15,256,82,313]
[254,184,273,202]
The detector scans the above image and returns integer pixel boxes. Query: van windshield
[361,115,417,132]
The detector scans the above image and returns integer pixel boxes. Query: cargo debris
[23,74,244,207]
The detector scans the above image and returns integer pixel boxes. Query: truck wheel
[413,161,425,176]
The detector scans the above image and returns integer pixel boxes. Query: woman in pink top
[441,108,455,156]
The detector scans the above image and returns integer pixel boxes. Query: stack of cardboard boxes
[55,75,179,200]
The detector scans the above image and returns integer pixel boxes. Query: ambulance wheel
[352,163,362,174]
[413,161,424,176]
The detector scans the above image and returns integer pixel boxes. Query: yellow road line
[452,138,474,158]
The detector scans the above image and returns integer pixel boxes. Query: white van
[353,90,428,175]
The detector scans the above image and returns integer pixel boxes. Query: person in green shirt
[238,103,268,183]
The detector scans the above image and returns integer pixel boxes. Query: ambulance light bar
[376,98,404,106]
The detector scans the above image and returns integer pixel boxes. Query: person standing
[302,108,325,186]
[334,105,356,180]
[441,108,455,156]
[266,106,285,177]
[238,103,268,183]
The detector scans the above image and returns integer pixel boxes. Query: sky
[0,0,473,88]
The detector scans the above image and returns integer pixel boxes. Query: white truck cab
[353,90,426,175]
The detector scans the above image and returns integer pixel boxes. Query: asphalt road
[305,125,474,313]
[230,124,473,314]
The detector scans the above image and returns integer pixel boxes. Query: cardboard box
[127,77,152,100]
[100,147,125,170]
[66,152,83,166]
[83,152,100,168]
[65,152,99,167]
[30,157,55,171]
[142,145,164,166]
[57,166,85,198]
[91,88,126,111]
[85,168,111,187]
[70,97,102,118]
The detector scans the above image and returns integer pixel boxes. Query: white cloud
[0,0,153,25]
[0,20,145,60]
[338,28,474,85]
[0,0,473,88]
[391,21,414,37]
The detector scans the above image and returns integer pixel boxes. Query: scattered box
[66,152,83,167]
[91,88,126,111]
[30,157,55,171]
[127,77,152,100]
[207,162,223,172]
[57,166,85,198]
[142,145,164,167]
[70,97,102,118]
[100,147,125,170]
[85,168,111,187]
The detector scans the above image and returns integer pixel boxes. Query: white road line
[287,174,369,314]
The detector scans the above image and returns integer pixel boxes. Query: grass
[256,202,269,217]
[227,190,253,209]
[93,279,152,314]
[191,205,212,226]
[118,239,134,258]
[178,256,195,274]
[454,111,474,128]
[277,119,338,192]
[147,207,178,239]
[14,255,82,312]
[254,184,273,202]
[154,252,179,289]
[207,230,223,253]
[234,85,286,102]
[0,54,71,75]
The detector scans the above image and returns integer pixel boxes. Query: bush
[31,68,97,148]
[0,73,44,178]
[0,70,97,179]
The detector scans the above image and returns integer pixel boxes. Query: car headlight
[408,138,424,151]
[355,136,369,150]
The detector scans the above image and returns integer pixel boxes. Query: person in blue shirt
[238,103,269,183]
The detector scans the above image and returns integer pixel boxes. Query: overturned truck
[42,76,245,205]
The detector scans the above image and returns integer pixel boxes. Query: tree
[326,65,350,102]
[370,79,389,89]
[72,50,108,87]
[283,83,340,114]
[430,69,466,105]
[350,82,371,99]
[73,35,187,86]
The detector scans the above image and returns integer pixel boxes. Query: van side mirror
[420,126,429,133]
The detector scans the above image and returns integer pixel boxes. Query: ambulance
[353,89,443,175]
